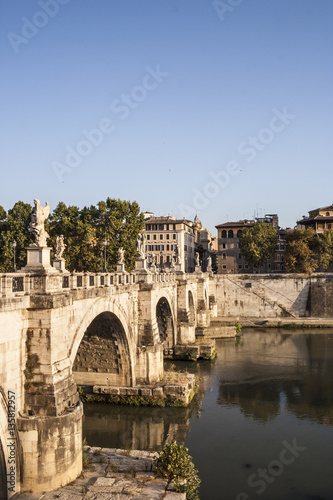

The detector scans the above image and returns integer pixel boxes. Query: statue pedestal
[135,258,148,271]
[53,258,67,272]
[22,246,56,273]
[117,263,125,273]
[195,265,202,273]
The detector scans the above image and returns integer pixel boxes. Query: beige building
[143,214,195,273]
[215,214,280,274]
[297,204,333,233]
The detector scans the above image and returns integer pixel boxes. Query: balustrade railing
[0,268,178,298]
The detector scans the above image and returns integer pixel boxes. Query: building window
[184,245,187,251]
[222,230,227,238]
[222,253,226,260]
[237,230,242,238]
[238,253,242,259]
[160,234,163,240]
[326,212,330,216]
[160,256,163,264]
[328,224,332,230]
[166,244,170,251]
[228,230,234,238]
[153,234,157,240]
[153,245,158,251]
[244,264,249,269]
[146,234,150,240]
[160,245,164,251]
[146,224,151,231]
[222,265,227,269]
[222,243,226,249]
[167,255,170,262]
[166,234,170,240]
[280,244,284,250]
[277,255,281,262]
[281,255,284,262]
[238,264,243,269]
[173,234,176,239]
[147,245,151,251]
[152,224,157,230]
[159,224,164,230]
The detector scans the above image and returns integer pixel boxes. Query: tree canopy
[0,198,144,273]
[239,222,278,269]
[284,228,333,275]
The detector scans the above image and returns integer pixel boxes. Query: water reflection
[216,330,333,426]
[83,330,333,500]
[83,379,205,450]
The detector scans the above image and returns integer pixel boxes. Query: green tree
[284,228,319,275]
[239,222,278,270]
[155,441,201,500]
[0,201,33,272]
[48,198,144,272]
[317,230,333,271]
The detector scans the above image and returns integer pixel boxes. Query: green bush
[155,441,201,500]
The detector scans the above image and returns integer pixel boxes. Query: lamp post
[12,240,17,272]
[103,238,108,273]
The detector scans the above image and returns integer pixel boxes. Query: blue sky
[1,0,332,234]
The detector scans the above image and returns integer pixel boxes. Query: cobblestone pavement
[14,447,185,500]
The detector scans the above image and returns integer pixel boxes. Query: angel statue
[29,199,50,247]
[118,247,125,265]
[195,253,200,267]
[136,233,145,259]
[55,235,66,260]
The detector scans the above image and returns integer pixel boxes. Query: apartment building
[297,205,333,233]
[143,214,195,273]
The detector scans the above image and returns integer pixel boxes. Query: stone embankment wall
[210,273,333,319]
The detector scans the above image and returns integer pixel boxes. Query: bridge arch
[155,295,176,349]
[70,297,136,387]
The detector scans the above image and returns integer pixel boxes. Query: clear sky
[1,0,332,235]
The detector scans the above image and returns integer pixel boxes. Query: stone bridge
[0,266,215,496]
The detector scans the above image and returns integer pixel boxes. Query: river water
[83,329,333,500]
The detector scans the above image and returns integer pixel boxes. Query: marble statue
[118,247,125,264]
[29,199,50,247]
[55,235,66,259]
[136,233,145,259]
[195,253,200,266]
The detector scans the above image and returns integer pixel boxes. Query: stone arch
[228,229,234,238]
[156,297,175,349]
[221,230,227,238]
[70,298,135,387]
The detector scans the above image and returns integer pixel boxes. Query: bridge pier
[17,403,83,492]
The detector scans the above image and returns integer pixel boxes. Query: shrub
[155,441,200,500]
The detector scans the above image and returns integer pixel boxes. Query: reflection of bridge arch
[70,298,135,387]
[156,297,175,349]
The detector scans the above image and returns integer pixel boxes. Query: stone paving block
[93,477,116,487]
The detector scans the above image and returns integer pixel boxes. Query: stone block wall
[212,274,312,318]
